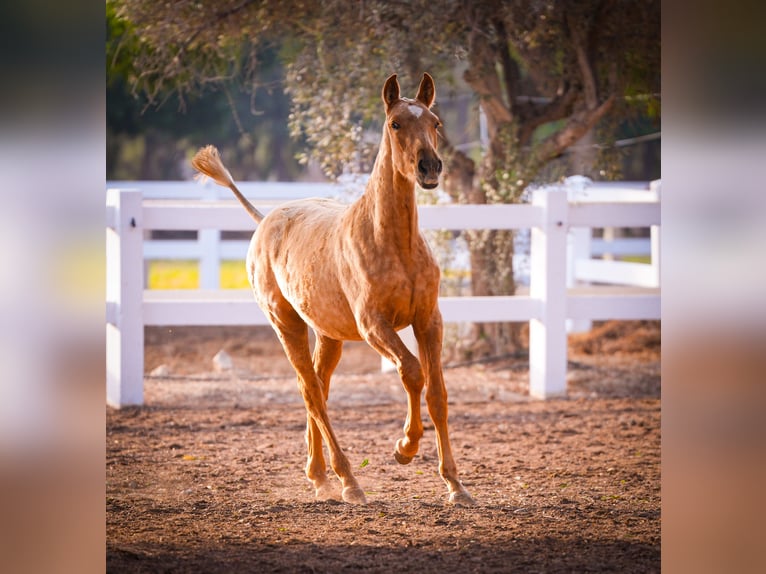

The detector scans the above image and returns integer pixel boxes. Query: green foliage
[107,1,305,180]
[108,0,659,184]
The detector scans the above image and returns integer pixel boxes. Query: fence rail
[105,180,661,407]
[110,179,658,291]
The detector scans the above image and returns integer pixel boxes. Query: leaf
[360,458,370,468]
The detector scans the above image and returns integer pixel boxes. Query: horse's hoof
[314,481,339,501]
[342,485,368,505]
[393,439,414,464]
[393,449,414,465]
[447,490,476,507]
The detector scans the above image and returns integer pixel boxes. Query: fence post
[529,188,569,398]
[106,189,145,407]
[199,185,221,289]
[650,180,661,287]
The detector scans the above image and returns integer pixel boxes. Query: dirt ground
[107,321,660,573]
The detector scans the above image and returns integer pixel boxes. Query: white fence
[105,180,660,407]
[109,179,659,292]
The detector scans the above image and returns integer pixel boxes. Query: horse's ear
[416,73,436,108]
[382,74,400,109]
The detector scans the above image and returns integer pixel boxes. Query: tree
[109,0,660,356]
[107,2,305,181]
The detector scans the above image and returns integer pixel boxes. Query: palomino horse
[192,73,474,506]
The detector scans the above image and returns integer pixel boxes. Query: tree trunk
[443,125,525,360]
[443,20,618,359]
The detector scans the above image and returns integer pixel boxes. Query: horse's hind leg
[269,309,366,504]
[305,334,343,500]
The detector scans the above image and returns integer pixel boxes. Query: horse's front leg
[414,309,475,506]
[358,314,425,464]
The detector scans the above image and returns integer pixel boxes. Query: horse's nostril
[418,158,442,176]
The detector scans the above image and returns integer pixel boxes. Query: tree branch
[567,11,598,110]
[530,93,616,170]
[463,27,512,138]
[516,82,579,145]
[184,0,259,52]
[493,18,521,117]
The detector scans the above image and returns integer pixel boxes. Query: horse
[191,73,474,506]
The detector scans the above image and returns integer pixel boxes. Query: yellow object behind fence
[148,260,249,290]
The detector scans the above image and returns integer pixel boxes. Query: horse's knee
[398,355,424,392]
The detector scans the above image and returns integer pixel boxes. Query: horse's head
[382,73,443,190]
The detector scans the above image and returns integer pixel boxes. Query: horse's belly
[290,286,362,341]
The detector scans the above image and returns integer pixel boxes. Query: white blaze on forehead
[408,104,424,118]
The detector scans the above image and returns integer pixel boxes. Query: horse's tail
[191,145,265,224]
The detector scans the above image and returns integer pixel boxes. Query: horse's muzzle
[417,156,442,189]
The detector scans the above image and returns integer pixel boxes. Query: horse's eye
[391,121,400,130]
[435,121,441,129]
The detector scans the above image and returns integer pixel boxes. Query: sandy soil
[107,321,660,573]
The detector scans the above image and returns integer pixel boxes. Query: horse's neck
[358,133,419,254]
